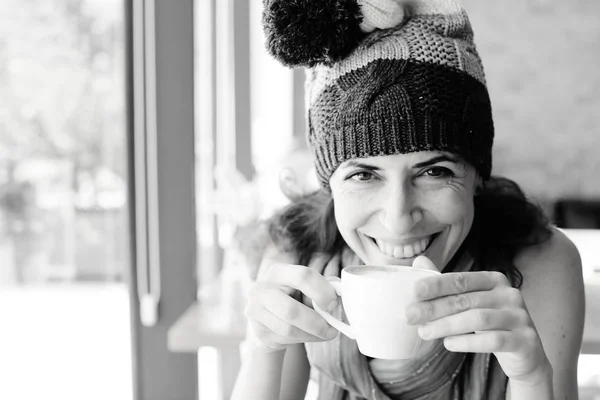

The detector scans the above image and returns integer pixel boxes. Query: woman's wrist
[508,364,554,400]
[242,339,287,359]
[232,341,287,400]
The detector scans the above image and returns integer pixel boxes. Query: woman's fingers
[257,286,337,340]
[247,306,330,345]
[244,262,342,351]
[412,255,439,271]
[406,286,524,324]
[416,308,530,340]
[261,263,339,311]
[443,331,518,353]
[405,269,548,382]
[413,271,511,301]
[245,274,338,351]
[442,328,538,354]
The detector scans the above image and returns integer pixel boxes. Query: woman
[232,0,584,399]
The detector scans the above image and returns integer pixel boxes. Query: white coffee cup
[313,264,441,360]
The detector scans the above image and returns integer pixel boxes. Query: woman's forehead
[337,151,464,169]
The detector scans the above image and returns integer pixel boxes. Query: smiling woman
[231,0,585,399]
[330,152,477,269]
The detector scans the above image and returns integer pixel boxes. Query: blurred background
[0,1,598,400]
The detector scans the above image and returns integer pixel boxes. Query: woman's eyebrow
[412,154,461,168]
[342,160,381,171]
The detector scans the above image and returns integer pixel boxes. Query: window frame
[126,0,198,398]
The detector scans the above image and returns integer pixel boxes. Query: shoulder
[514,226,583,311]
[514,226,584,397]
[515,226,582,284]
[513,226,584,326]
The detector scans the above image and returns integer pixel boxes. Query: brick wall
[463,0,600,200]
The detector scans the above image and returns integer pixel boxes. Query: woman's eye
[423,167,454,178]
[349,171,375,182]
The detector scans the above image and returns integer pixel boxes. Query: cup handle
[312,277,355,339]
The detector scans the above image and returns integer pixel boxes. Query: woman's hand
[244,262,339,352]
[406,259,552,386]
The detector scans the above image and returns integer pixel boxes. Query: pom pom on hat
[359,0,406,33]
[262,0,365,67]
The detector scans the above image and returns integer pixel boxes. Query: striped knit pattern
[305,4,494,188]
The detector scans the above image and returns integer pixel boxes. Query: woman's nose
[380,184,422,236]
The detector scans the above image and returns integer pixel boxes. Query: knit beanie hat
[262,0,494,189]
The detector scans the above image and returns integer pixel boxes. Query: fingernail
[405,307,418,324]
[418,325,431,339]
[444,338,457,351]
[327,299,339,313]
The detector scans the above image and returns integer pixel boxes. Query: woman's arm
[231,345,287,400]
[231,242,329,400]
[231,343,310,400]
[509,227,585,400]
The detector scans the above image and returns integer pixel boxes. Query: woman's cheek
[426,188,474,222]
[334,196,365,230]
[333,191,376,237]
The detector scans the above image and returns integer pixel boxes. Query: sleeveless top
[303,249,509,400]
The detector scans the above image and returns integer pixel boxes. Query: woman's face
[329,151,478,269]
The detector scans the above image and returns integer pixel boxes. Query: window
[194,0,316,295]
[0,1,132,399]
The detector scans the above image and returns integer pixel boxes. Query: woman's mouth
[368,234,439,259]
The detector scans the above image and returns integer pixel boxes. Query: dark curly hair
[267,176,552,288]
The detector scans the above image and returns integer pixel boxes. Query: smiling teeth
[375,237,431,259]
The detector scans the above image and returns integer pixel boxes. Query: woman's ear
[279,167,305,200]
